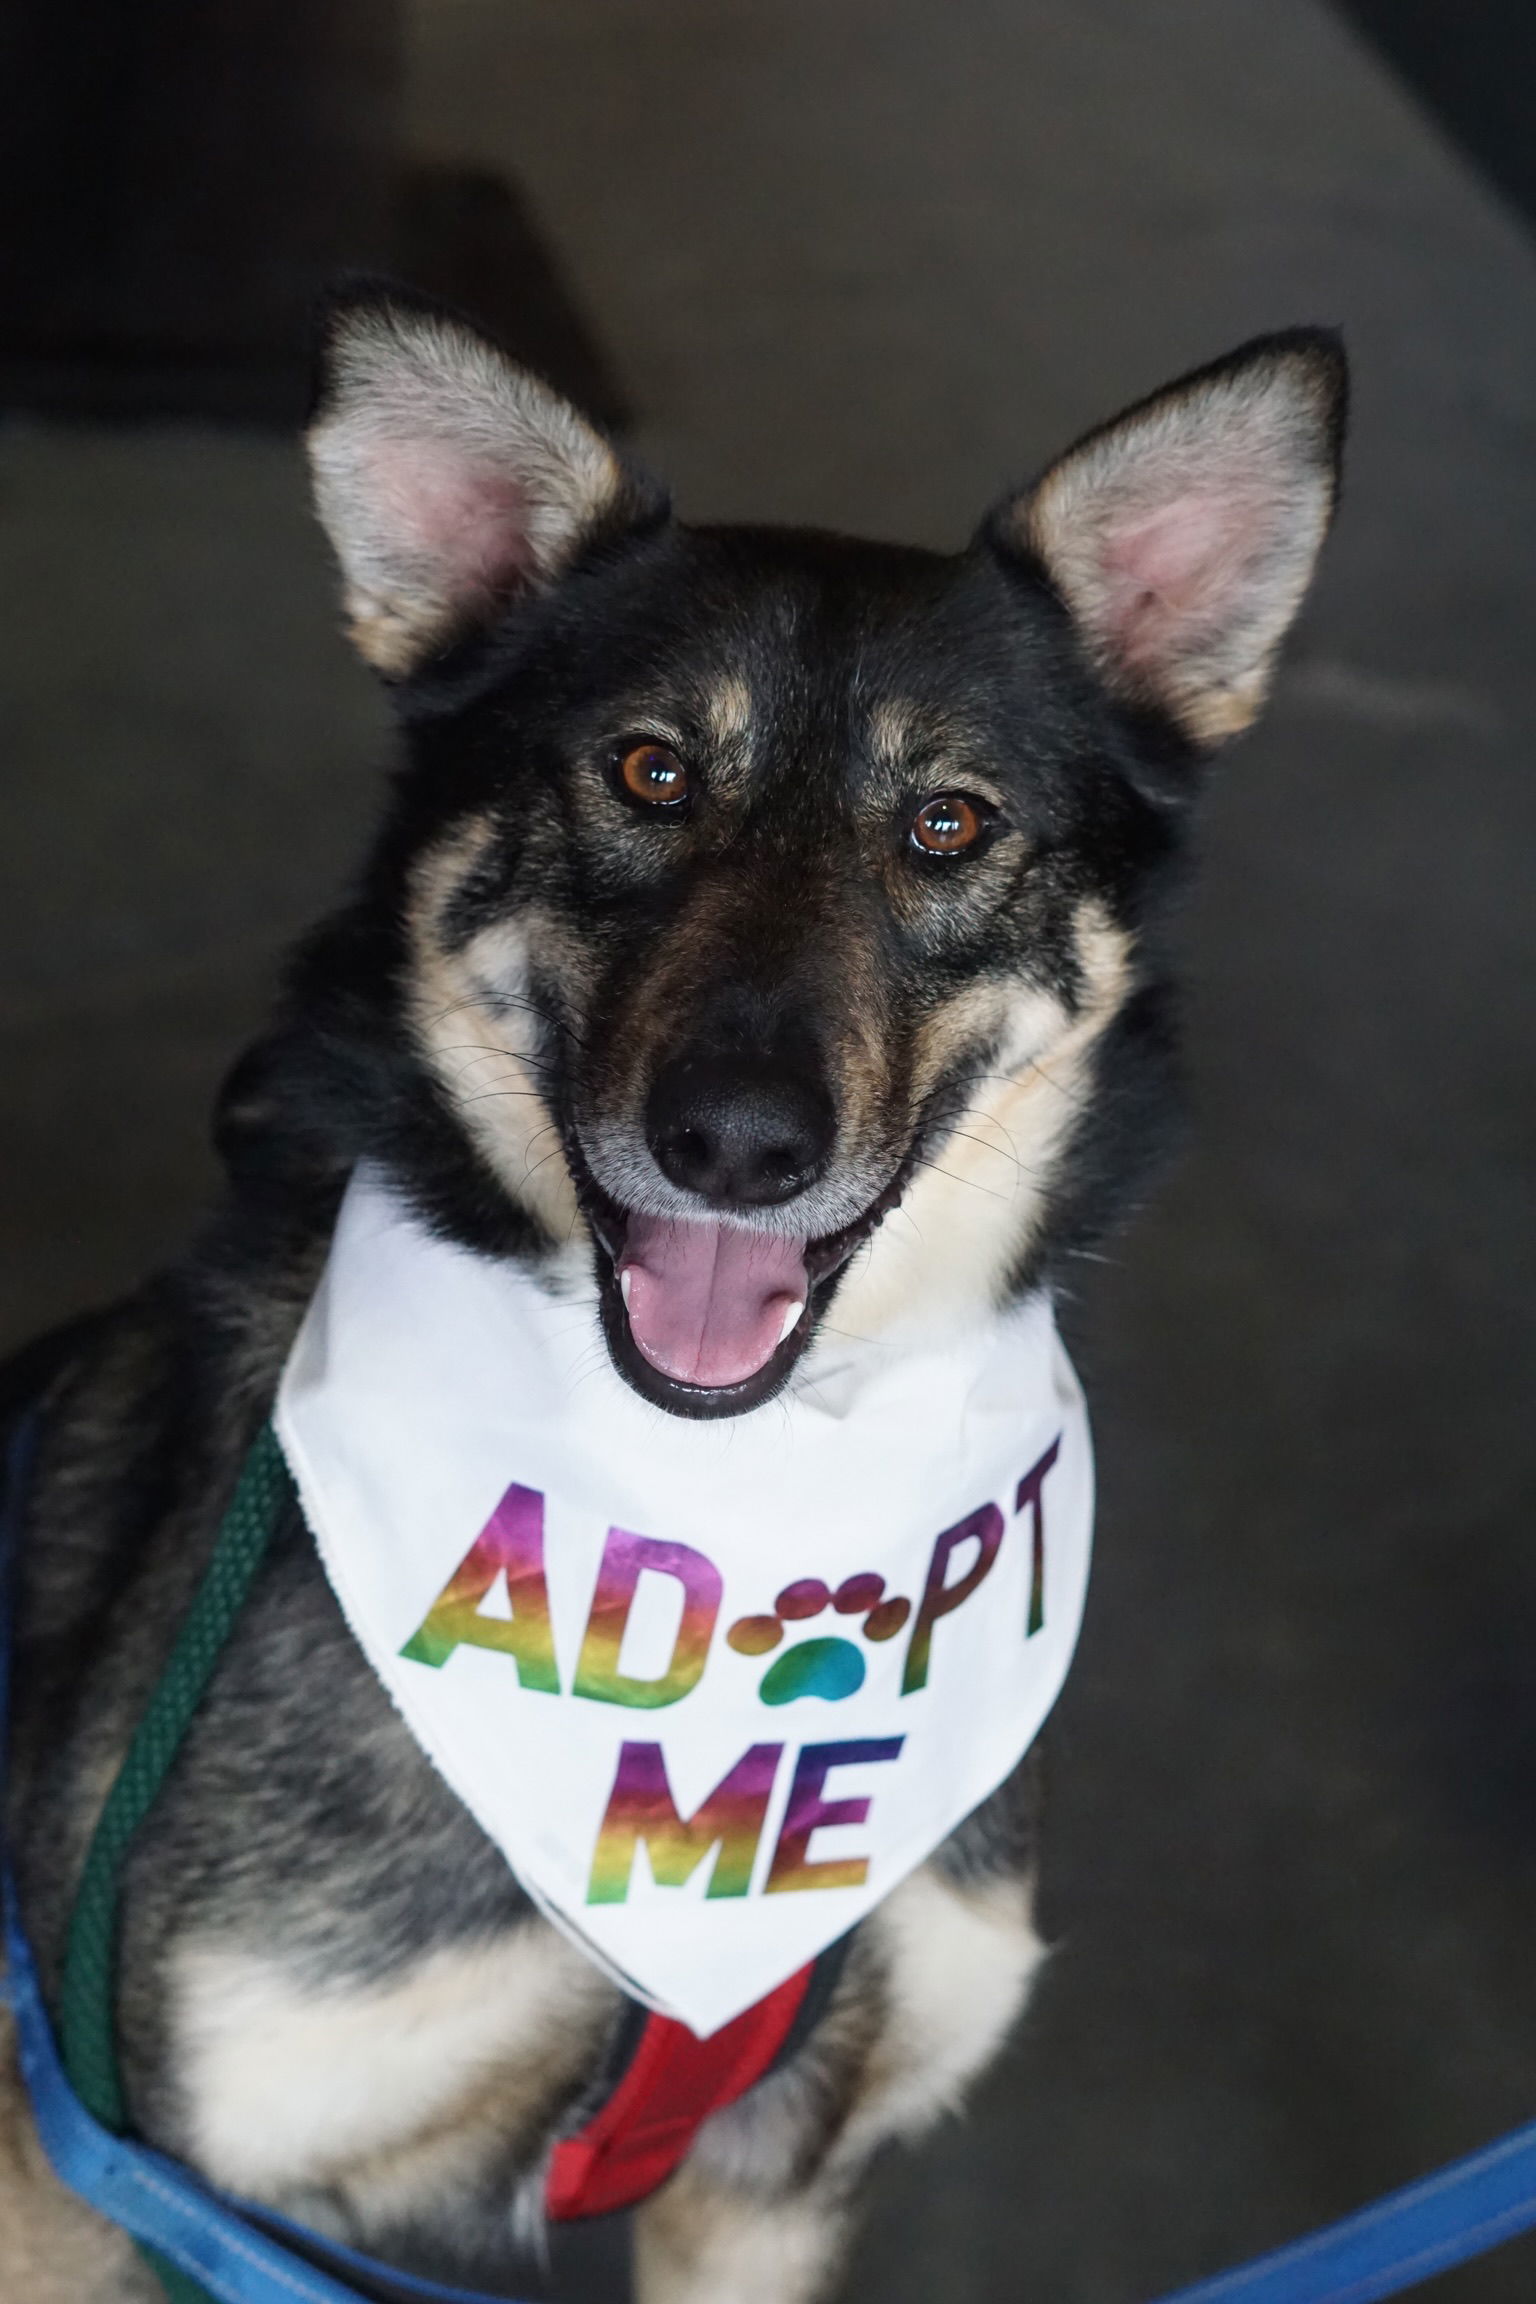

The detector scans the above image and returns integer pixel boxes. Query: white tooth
[779,1299,805,1344]
[620,1270,633,1310]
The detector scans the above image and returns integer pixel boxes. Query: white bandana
[276,1169,1094,2036]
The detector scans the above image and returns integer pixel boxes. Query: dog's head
[281,288,1343,1416]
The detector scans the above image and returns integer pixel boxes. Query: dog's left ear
[988,330,1347,746]
[306,284,667,676]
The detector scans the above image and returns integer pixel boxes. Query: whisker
[913,1158,1012,1201]
[522,1144,571,1184]
[459,1088,553,1109]
[521,1125,562,1173]
[942,1126,1025,1174]
[1020,1058,1090,1106]
[424,991,591,1056]
[431,1041,564,1079]
[950,1114,1029,1170]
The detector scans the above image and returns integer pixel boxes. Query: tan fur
[841,1867,1044,2150]
[153,1861,1040,2304]
[637,2177,850,2304]
[864,697,921,773]
[706,673,756,750]
[801,895,900,1198]
[407,826,587,1267]
[175,1926,615,2220]
[635,1864,1046,2304]
[839,903,1133,1342]
[861,698,1003,802]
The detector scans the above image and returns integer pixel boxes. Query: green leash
[56,1422,293,2304]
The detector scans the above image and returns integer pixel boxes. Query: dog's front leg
[634,1863,1045,2304]
[634,2160,856,2304]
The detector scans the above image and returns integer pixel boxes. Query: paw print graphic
[726,1574,911,1704]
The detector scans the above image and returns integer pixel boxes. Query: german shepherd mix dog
[1,292,1345,2304]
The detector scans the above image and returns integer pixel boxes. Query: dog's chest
[166,1863,1045,2241]
[171,1917,617,2217]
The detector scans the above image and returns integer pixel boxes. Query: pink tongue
[618,1217,809,1388]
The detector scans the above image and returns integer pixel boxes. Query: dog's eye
[616,742,690,811]
[910,793,987,856]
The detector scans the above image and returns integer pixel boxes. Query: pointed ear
[306,286,666,676]
[991,330,1346,746]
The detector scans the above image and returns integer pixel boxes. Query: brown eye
[911,792,986,855]
[617,742,689,810]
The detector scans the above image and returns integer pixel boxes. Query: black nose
[645,1054,836,1208]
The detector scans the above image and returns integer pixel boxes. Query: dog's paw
[725,1575,911,1703]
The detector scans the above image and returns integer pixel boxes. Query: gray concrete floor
[4,2,1536,2297]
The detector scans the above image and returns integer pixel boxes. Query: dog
[0,289,1345,2304]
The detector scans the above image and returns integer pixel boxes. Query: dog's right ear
[306,286,667,677]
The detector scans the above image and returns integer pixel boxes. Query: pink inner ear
[1100,491,1256,676]
[372,435,536,608]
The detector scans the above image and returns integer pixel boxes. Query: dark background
[2,4,1534,2299]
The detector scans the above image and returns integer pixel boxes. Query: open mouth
[569,1149,913,1418]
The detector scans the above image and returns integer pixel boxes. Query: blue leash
[4,1415,1536,2304]
[1147,2126,1536,2304]
[15,1897,1535,2304]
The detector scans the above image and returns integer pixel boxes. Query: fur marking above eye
[616,741,690,810]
